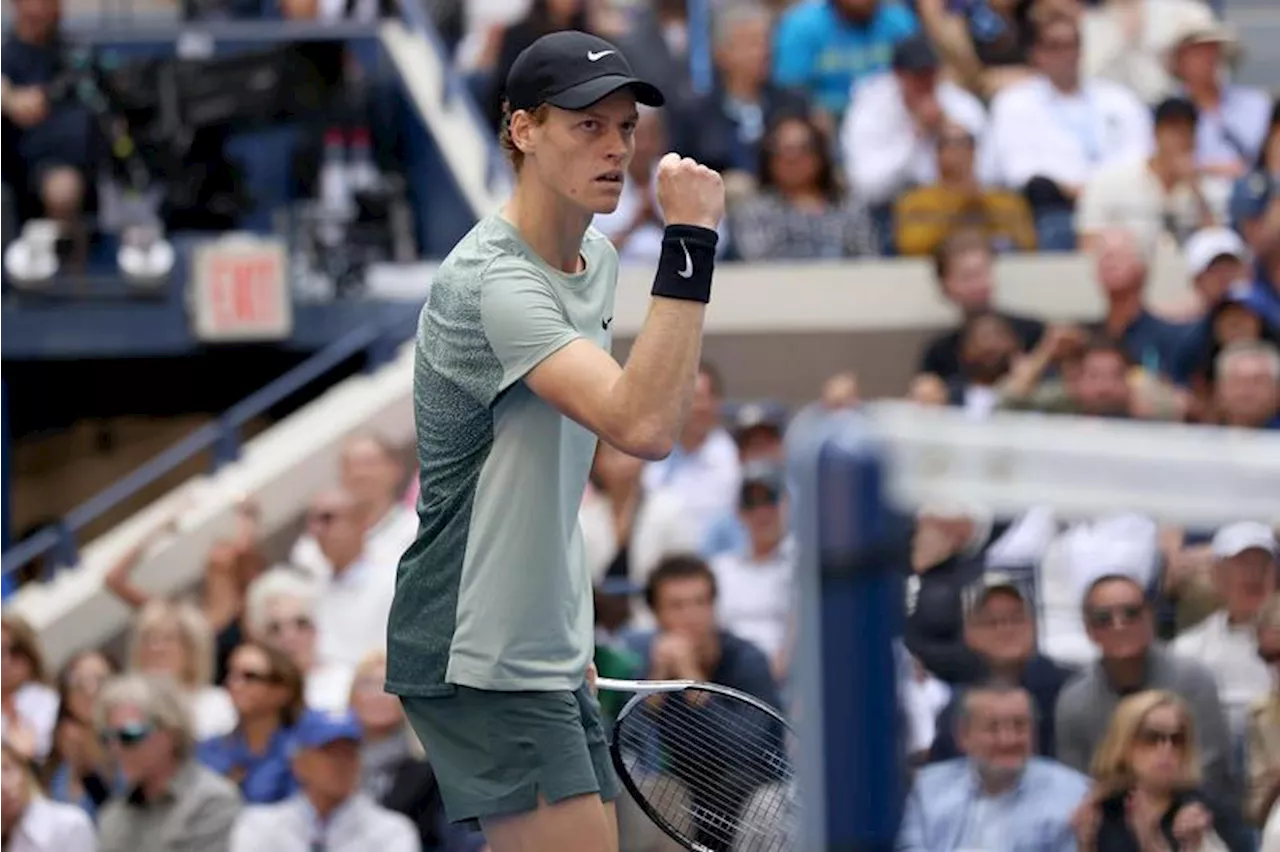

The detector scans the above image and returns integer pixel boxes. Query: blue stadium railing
[0,308,420,590]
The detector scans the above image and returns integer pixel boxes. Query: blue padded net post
[788,409,904,851]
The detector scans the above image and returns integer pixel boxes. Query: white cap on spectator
[1165,7,1242,64]
[1184,227,1249,277]
[1211,521,1278,560]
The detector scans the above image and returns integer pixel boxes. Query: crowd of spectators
[2,436,490,852]
[1,0,397,280]
[3,0,1280,850]
[457,0,1277,263]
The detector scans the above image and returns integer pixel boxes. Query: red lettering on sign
[193,241,290,342]
[206,254,281,331]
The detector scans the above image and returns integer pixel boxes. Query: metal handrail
[1,308,419,580]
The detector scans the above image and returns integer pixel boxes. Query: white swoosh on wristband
[678,240,694,279]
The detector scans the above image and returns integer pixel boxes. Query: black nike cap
[504,30,665,113]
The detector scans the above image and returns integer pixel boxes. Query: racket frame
[596,677,792,852]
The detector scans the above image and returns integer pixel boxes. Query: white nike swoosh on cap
[586,50,615,61]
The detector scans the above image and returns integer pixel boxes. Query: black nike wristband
[651,225,718,303]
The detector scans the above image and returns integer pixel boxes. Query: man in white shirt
[1172,521,1277,737]
[842,33,991,207]
[989,16,1152,230]
[230,709,420,852]
[710,461,796,680]
[291,434,417,584]
[307,488,397,671]
[1077,96,1218,252]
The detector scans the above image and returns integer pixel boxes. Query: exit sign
[189,236,292,343]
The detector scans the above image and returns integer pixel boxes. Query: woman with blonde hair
[127,599,235,739]
[1073,690,1249,851]
[1,740,96,850]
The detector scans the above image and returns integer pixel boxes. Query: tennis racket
[596,677,797,852]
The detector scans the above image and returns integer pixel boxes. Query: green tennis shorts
[400,683,621,823]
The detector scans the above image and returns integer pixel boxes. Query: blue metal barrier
[0,309,419,584]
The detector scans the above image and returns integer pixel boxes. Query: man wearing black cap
[385,29,725,851]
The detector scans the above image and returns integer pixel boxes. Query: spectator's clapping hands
[1171,801,1213,850]
[1071,794,1102,850]
[3,715,39,761]
[652,633,702,681]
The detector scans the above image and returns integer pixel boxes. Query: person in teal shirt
[772,0,919,123]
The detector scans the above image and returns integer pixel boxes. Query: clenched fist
[655,153,725,232]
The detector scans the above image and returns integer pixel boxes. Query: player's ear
[509,108,540,158]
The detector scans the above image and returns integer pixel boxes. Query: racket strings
[614,688,796,851]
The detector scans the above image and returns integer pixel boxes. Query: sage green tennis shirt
[385,214,617,696]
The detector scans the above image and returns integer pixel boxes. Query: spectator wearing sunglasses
[229,709,419,852]
[1071,690,1251,852]
[244,569,354,713]
[1054,575,1236,805]
[197,642,305,805]
[1,740,96,852]
[95,673,242,852]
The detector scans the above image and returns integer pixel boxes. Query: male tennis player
[384,29,725,852]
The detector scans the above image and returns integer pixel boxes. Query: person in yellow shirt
[894,119,1037,256]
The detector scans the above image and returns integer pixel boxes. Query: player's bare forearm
[614,297,706,453]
